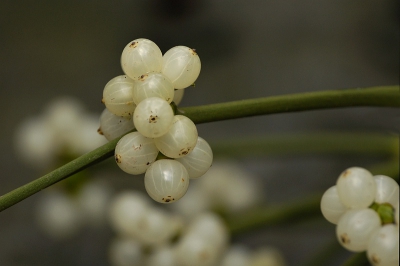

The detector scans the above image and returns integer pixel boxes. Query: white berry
[102,75,136,117]
[336,208,381,252]
[121,38,163,80]
[162,46,201,89]
[98,108,135,141]
[336,167,376,208]
[133,97,174,138]
[154,115,198,158]
[133,73,174,105]
[320,185,348,224]
[374,175,399,206]
[114,132,159,175]
[144,159,189,204]
[176,136,213,178]
[367,224,399,266]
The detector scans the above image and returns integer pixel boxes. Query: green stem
[178,86,400,124]
[0,86,399,212]
[341,252,369,266]
[211,132,398,158]
[226,194,322,235]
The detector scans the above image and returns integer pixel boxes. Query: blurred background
[0,0,399,265]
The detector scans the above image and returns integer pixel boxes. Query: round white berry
[102,75,136,117]
[367,224,399,266]
[68,113,108,155]
[108,237,143,266]
[133,73,174,105]
[98,108,135,141]
[336,208,381,252]
[14,117,58,169]
[162,46,201,89]
[220,245,251,266]
[176,136,213,178]
[121,38,163,80]
[35,190,83,240]
[135,207,182,246]
[185,212,229,248]
[175,234,219,266]
[133,97,174,138]
[336,167,376,208]
[373,175,399,207]
[320,186,348,224]
[197,161,262,213]
[114,132,159,175]
[146,246,177,266]
[108,191,150,238]
[77,180,112,228]
[154,115,198,158]
[396,201,399,227]
[175,212,228,266]
[144,159,189,204]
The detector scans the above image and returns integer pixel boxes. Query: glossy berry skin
[162,46,201,89]
[320,186,348,224]
[98,108,135,141]
[336,208,381,252]
[176,136,213,179]
[133,73,174,105]
[144,159,189,204]
[102,75,136,117]
[133,97,174,138]
[336,167,376,209]
[114,132,159,175]
[154,115,198,158]
[121,38,163,80]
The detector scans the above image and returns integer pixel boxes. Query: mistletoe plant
[1,38,399,266]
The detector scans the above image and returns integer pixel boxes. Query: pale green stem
[341,252,369,266]
[0,86,399,212]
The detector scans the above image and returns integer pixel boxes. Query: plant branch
[211,132,398,158]
[0,86,399,212]
[341,252,369,266]
[226,194,322,235]
[178,86,400,124]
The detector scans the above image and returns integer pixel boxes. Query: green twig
[0,86,399,212]
[178,86,400,124]
[211,132,398,158]
[226,194,322,235]
[341,252,369,266]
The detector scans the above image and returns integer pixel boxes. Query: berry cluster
[108,188,285,266]
[98,38,213,204]
[15,97,107,169]
[320,167,399,265]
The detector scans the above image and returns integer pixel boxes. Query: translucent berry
[144,159,189,204]
[98,108,135,141]
[336,167,376,208]
[121,38,162,80]
[154,115,198,158]
[102,75,136,117]
[336,208,381,252]
[114,132,159,175]
[162,46,201,89]
[133,97,174,138]
[320,186,348,224]
[133,73,174,105]
[176,136,213,179]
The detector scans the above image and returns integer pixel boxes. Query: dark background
[0,1,399,265]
